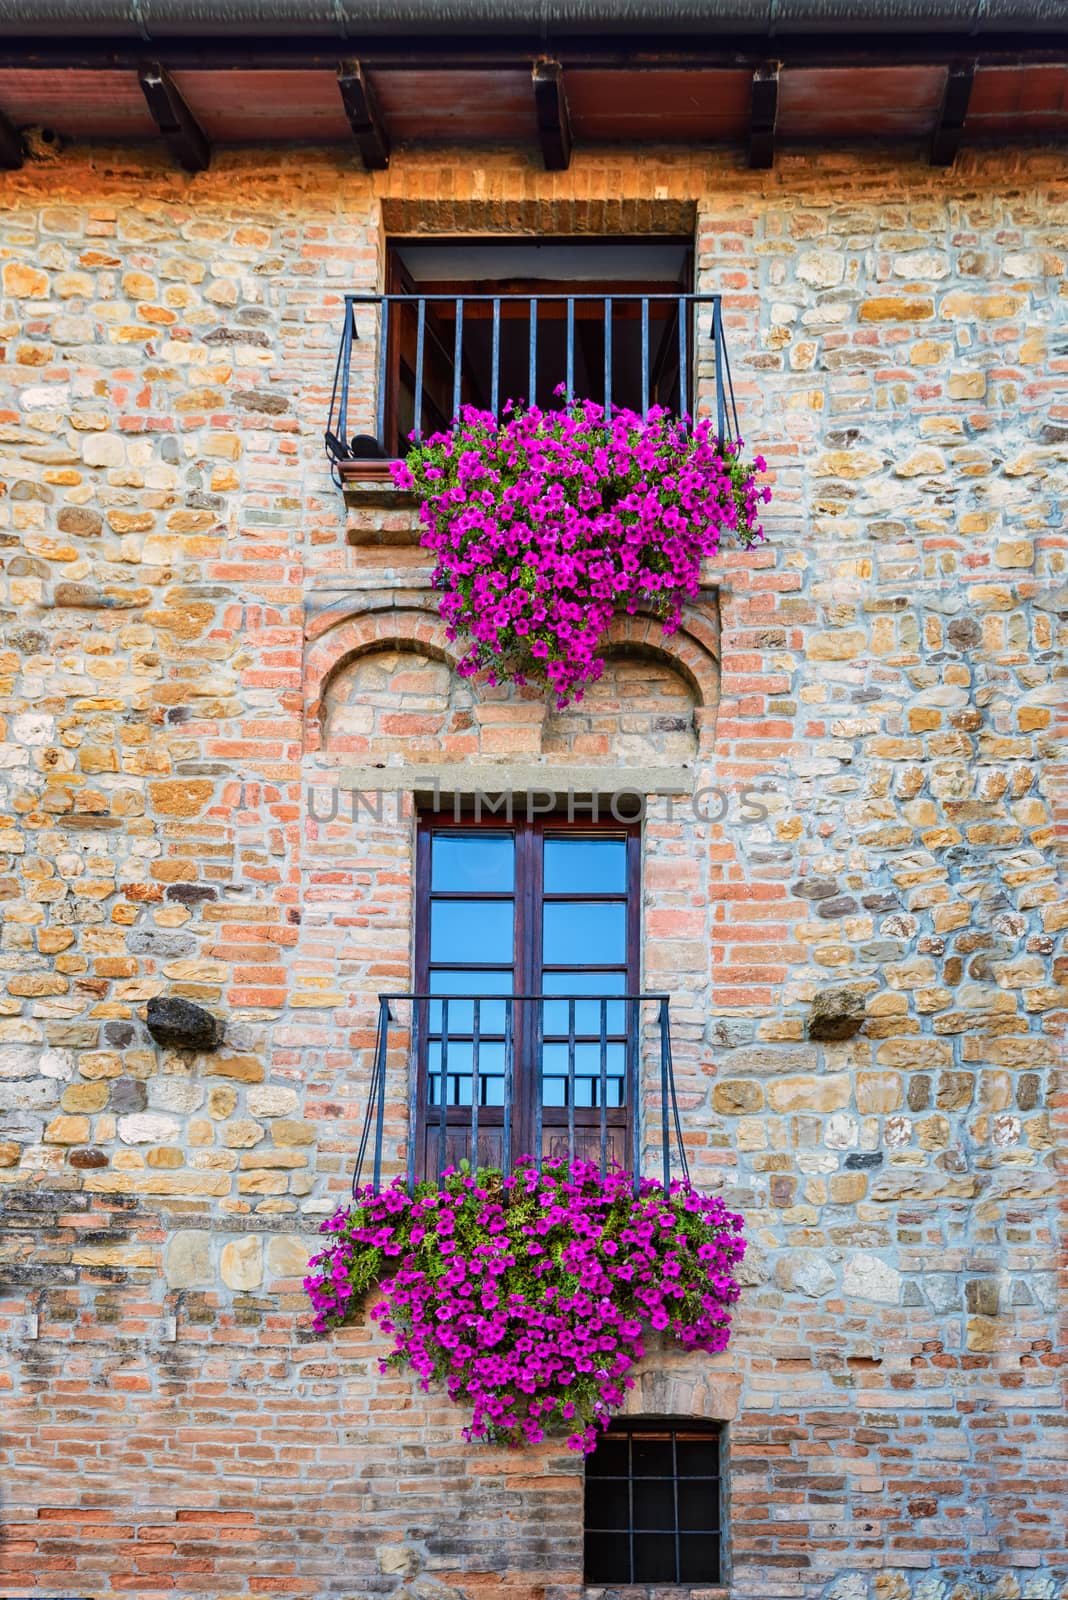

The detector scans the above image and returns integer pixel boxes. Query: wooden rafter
[748,62,779,170]
[533,58,573,172]
[338,59,390,171]
[930,59,975,166]
[138,62,210,173]
[0,106,23,169]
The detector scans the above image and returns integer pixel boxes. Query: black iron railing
[326,291,739,471]
[354,991,689,1197]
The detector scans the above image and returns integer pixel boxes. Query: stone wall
[0,142,1064,1600]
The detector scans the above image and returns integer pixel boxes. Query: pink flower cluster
[304,1157,746,1453]
[391,399,770,706]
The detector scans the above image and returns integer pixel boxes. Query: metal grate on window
[584,1421,722,1586]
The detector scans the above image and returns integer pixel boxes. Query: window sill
[338,459,423,545]
[583,1587,728,1599]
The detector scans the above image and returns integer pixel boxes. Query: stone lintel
[336,762,695,798]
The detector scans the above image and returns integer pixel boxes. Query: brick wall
[0,142,1064,1600]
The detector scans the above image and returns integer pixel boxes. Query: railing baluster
[375,296,390,450]
[598,998,608,1179]
[406,996,421,1192]
[471,997,480,1173]
[453,296,464,426]
[326,299,348,459]
[528,297,537,407]
[678,295,689,421]
[337,299,355,453]
[413,296,427,444]
[567,997,577,1165]
[665,1013,689,1186]
[714,297,725,443]
[503,996,514,1179]
[723,305,741,442]
[353,995,388,1195]
[630,997,641,1196]
[566,297,575,403]
[603,296,613,416]
[534,995,543,1176]
[373,996,388,1190]
[438,997,449,1181]
[491,296,501,418]
[640,297,650,421]
[659,998,671,1193]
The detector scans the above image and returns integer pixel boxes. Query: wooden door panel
[423,1123,505,1184]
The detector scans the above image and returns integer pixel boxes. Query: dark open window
[585,1421,723,1586]
[413,812,640,1181]
[384,237,694,456]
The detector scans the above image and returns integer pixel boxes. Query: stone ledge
[337,762,696,797]
[340,459,421,531]
[583,1588,729,1600]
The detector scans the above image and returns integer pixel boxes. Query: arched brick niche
[304,595,720,758]
[303,602,460,754]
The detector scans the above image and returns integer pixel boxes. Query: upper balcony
[325,287,740,485]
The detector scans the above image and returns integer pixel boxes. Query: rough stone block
[146,997,224,1052]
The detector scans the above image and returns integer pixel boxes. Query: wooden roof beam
[338,59,390,170]
[0,106,23,169]
[748,62,779,169]
[930,59,975,166]
[138,62,210,173]
[533,58,572,171]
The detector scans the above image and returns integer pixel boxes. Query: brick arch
[304,599,720,752]
[617,1357,741,1424]
[602,608,720,710]
[304,606,463,753]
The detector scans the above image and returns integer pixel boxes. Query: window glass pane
[543,902,626,966]
[429,970,512,1033]
[432,832,514,892]
[585,1435,629,1477]
[430,898,513,963]
[634,1532,676,1583]
[544,836,627,894]
[633,1478,675,1531]
[679,1533,720,1583]
[427,1040,506,1108]
[676,1437,720,1477]
[542,971,626,994]
[542,972,626,1035]
[678,1479,718,1531]
[542,1042,625,1108]
[584,1532,626,1584]
[631,1436,674,1477]
[584,1478,630,1532]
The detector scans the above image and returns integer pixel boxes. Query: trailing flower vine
[391,398,770,706]
[304,1157,746,1453]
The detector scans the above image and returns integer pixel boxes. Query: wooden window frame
[584,1418,724,1587]
[384,235,696,456]
[412,810,641,1179]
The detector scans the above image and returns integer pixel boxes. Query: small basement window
[584,1420,723,1587]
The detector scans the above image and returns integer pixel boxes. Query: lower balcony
[355,991,690,1196]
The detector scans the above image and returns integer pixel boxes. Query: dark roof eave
[0,0,1065,43]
